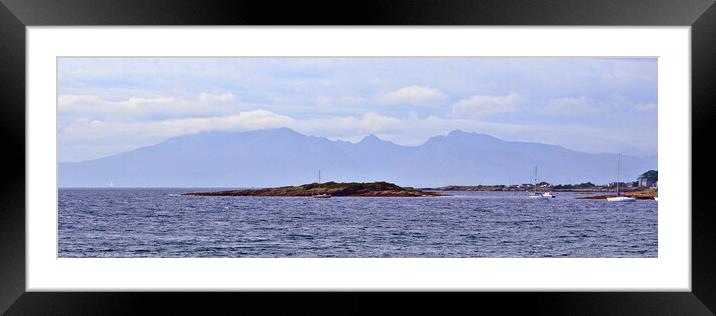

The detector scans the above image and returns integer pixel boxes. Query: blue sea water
[58,188,657,258]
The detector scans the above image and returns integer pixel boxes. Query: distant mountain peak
[187,127,301,137]
[360,134,380,141]
[261,127,301,135]
[423,130,497,145]
[237,127,307,140]
[359,134,389,144]
[59,127,657,187]
[447,129,469,136]
[447,129,495,139]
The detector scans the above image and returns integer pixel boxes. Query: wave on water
[58,189,658,258]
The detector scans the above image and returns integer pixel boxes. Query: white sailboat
[312,169,332,198]
[606,154,636,202]
[528,166,549,200]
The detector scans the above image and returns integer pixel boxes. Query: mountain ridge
[59,128,657,187]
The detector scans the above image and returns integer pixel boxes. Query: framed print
[1,0,715,314]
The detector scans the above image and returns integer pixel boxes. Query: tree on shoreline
[553,182,596,189]
[639,170,658,181]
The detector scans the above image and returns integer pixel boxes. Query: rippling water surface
[58,188,657,258]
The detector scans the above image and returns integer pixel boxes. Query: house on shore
[638,176,657,188]
[637,170,658,188]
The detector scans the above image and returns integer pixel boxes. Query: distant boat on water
[607,154,636,202]
[312,169,332,199]
[528,166,549,200]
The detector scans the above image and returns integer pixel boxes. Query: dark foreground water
[58,188,657,258]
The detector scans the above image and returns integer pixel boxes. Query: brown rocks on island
[184,181,445,197]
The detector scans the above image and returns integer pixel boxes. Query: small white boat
[527,167,549,200]
[529,193,549,200]
[542,191,556,198]
[607,196,636,202]
[607,154,636,202]
[654,197,658,201]
[311,169,332,198]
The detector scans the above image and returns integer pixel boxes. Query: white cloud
[199,92,234,103]
[57,58,657,161]
[378,85,444,105]
[60,110,294,149]
[293,112,401,140]
[545,97,597,115]
[60,108,656,162]
[292,113,625,152]
[58,92,241,121]
[450,94,525,119]
[57,93,655,162]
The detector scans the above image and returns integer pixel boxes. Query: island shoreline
[184,181,445,197]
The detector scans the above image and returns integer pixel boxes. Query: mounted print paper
[57,57,657,258]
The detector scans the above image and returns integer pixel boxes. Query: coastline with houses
[423,170,658,199]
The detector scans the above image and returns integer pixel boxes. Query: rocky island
[184,181,444,197]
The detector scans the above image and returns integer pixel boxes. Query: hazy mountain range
[59,128,657,188]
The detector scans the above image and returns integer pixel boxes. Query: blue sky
[58,57,657,162]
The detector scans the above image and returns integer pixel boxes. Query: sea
[58,188,657,258]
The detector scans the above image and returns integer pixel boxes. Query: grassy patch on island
[184,181,442,197]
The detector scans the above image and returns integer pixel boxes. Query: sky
[58,57,657,162]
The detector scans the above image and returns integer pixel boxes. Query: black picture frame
[1,0,714,314]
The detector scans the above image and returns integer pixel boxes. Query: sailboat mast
[616,154,621,196]
[318,169,321,184]
[533,166,537,194]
